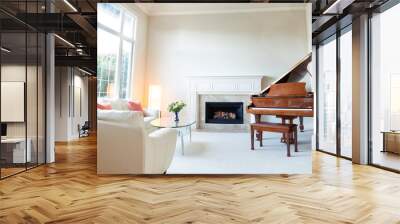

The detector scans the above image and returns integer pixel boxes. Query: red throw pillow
[127,101,144,112]
[97,103,112,110]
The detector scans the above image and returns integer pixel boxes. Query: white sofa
[97,110,178,174]
[97,99,160,133]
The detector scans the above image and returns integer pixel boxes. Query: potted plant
[168,100,186,122]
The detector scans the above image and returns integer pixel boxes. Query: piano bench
[250,122,298,157]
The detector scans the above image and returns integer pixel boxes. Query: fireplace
[205,102,244,124]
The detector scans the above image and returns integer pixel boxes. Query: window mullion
[125,17,136,100]
[114,12,125,99]
[98,23,133,42]
[127,39,135,100]
[116,37,123,99]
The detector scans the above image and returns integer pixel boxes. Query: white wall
[71,74,89,138]
[144,7,311,113]
[55,67,69,141]
[75,74,89,123]
[54,67,89,141]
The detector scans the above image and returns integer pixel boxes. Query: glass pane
[123,14,135,39]
[97,28,119,99]
[119,40,132,99]
[340,29,352,158]
[318,37,337,154]
[1,32,27,178]
[27,32,38,168]
[371,4,400,171]
[98,3,122,32]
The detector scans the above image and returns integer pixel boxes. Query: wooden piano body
[247,53,314,136]
[248,83,314,117]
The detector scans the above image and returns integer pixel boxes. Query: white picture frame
[1,81,25,122]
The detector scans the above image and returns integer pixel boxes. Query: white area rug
[167,130,312,174]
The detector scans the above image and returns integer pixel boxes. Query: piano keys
[247,107,313,117]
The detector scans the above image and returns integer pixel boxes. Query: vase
[174,112,180,122]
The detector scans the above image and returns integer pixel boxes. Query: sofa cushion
[98,110,144,127]
[110,99,130,111]
[128,101,144,112]
[97,98,111,105]
[143,108,160,118]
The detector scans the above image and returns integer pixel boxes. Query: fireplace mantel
[186,75,263,129]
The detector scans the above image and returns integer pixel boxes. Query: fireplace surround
[186,75,263,130]
[198,94,251,130]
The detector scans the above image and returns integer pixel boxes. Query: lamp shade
[148,85,162,110]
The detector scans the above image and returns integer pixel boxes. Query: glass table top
[151,117,196,128]
[381,130,400,134]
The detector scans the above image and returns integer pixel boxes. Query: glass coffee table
[151,118,195,155]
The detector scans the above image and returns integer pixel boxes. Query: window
[97,4,136,99]
[0,2,46,179]
[318,36,337,155]
[339,28,352,158]
[370,3,400,171]
[316,26,353,159]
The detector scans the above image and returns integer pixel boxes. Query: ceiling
[0,0,395,75]
[0,0,100,74]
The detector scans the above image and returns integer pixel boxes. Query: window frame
[97,4,136,100]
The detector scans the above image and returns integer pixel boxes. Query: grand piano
[247,53,313,140]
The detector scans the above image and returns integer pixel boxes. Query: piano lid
[267,82,307,97]
[259,52,312,96]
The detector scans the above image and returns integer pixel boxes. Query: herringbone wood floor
[1,135,400,224]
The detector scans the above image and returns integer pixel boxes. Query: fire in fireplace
[205,102,243,124]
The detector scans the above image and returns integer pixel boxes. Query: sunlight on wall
[148,85,162,111]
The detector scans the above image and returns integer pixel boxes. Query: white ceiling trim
[135,4,150,15]
[134,4,307,16]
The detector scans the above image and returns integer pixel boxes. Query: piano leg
[280,117,286,143]
[294,128,298,152]
[251,125,254,150]
[299,116,304,132]
[286,133,291,157]
[255,114,261,141]
[279,116,295,144]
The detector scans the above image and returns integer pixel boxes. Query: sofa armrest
[143,108,160,118]
[145,128,178,174]
[97,120,145,174]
